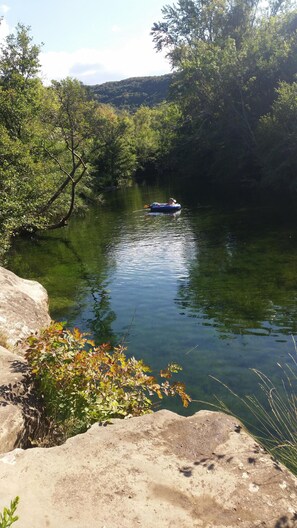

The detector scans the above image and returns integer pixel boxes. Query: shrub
[25,322,191,438]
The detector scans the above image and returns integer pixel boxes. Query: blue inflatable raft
[149,202,182,213]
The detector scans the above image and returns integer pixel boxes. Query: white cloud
[0,17,9,43]
[111,25,121,33]
[0,4,10,14]
[40,33,171,86]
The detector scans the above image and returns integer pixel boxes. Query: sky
[0,0,172,85]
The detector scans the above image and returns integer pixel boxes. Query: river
[6,182,297,423]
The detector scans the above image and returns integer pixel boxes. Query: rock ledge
[0,410,297,527]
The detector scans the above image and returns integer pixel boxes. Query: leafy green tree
[0,23,41,85]
[152,0,297,190]
[152,0,293,57]
[131,103,181,177]
[152,103,182,161]
[133,106,160,167]
[0,27,102,247]
[257,81,297,190]
[38,78,101,229]
[0,24,50,246]
[152,0,265,59]
[92,105,137,189]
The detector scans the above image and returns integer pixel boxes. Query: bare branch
[44,147,74,182]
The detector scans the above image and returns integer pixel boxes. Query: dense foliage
[0,25,100,250]
[25,322,191,438]
[151,0,297,191]
[0,25,180,256]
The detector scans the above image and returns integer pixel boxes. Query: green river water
[6,183,297,422]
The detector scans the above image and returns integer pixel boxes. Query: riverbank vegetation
[24,322,190,441]
[1,1,297,255]
[151,0,297,191]
[0,23,180,258]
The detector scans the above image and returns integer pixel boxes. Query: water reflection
[176,206,297,338]
[86,287,116,345]
[6,184,297,418]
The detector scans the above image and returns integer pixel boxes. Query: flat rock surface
[0,266,51,347]
[0,410,296,528]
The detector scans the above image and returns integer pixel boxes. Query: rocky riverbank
[0,266,296,527]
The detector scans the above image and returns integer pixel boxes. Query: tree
[257,81,297,190]
[0,28,99,241]
[152,0,293,59]
[0,23,41,86]
[0,22,43,141]
[0,24,50,244]
[151,0,266,62]
[132,103,181,177]
[133,106,160,166]
[39,78,103,229]
[151,0,297,190]
[91,106,137,190]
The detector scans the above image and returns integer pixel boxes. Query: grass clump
[25,322,191,440]
[209,338,297,475]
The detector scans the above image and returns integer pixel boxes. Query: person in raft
[167,197,177,205]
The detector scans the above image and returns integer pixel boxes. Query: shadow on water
[7,219,119,346]
[50,236,117,345]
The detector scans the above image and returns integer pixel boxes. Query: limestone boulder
[0,266,51,347]
[0,265,50,454]
[0,410,296,528]
[0,345,39,454]
[0,346,26,453]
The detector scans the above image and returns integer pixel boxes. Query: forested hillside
[88,74,173,111]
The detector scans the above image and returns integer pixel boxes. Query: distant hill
[87,74,174,111]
